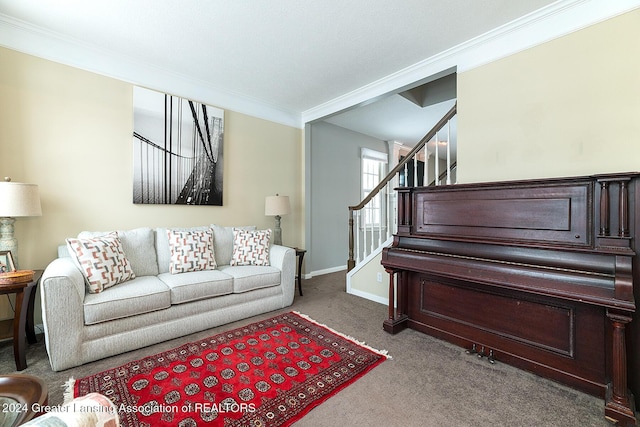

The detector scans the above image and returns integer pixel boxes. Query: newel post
[347,208,355,271]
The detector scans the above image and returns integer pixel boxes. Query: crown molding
[0,13,302,128]
[301,0,640,124]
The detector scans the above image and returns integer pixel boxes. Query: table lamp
[265,194,290,245]
[0,177,42,268]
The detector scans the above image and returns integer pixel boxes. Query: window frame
[360,148,388,230]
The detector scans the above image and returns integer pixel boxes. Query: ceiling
[0,1,632,145]
[324,73,458,149]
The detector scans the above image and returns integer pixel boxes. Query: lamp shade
[265,195,290,216]
[0,179,42,217]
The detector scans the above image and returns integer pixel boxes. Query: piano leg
[605,311,637,426]
[383,269,408,334]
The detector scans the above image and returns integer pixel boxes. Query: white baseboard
[304,265,347,279]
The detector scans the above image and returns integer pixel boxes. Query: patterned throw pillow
[167,229,217,274]
[66,233,136,293]
[231,228,272,266]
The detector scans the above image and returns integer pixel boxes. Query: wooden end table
[0,270,43,371]
[294,248,306,296]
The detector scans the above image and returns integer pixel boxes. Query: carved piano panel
[414,182,591,246]
[382,173,639,426]
[408,275,606,396]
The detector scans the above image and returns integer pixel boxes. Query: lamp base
[273,215,282,246]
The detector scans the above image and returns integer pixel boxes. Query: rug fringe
[63,377,76,405]
[293,311,392,359]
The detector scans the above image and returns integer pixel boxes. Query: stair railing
[347,102,457,271]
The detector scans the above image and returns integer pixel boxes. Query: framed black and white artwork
[133,86,224,205]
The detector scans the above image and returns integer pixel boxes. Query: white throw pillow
[155,226,210,274]
[210,224,256,266]
[167,229,217,274]
[231,228,272,266]
[66,232,136,293]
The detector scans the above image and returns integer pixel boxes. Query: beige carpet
[0,271,617,426]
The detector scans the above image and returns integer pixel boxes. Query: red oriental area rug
[71,312,390,426]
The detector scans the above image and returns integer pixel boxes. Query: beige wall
[351,8,640,303]
[348,252,387,302]
[457,9,640,183]
[0,47,303,318]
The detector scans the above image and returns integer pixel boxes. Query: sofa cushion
[167,229,217,274]
[83,276,170,325]
[218,265,281,293]
[67,233,136,294]
[156,226,210,274]
[158,270,233,304]
[78,227,159,276]
[230,228,272,266]
[211,224,256,266]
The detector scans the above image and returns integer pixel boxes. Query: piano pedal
[487,349,496,364]
[477,346,486,359]
[465,343,477,355]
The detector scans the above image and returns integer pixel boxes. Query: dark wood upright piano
[381,173,640,426]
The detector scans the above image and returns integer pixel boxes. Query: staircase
[347,103,457,274]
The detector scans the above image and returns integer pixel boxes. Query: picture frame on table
[0,251,16,274]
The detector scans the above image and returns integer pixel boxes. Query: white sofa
[40,225,296,371]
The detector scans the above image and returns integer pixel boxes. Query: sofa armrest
[40,257,86,371]
[270,245,296,307]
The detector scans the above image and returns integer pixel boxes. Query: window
[361,148,388,228]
